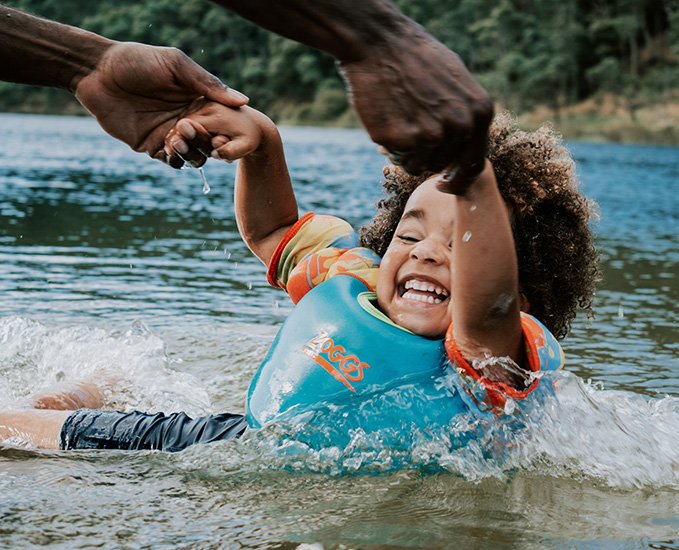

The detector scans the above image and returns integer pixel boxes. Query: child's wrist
[251,113,282,156]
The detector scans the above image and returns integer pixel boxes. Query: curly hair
[359,111,601,340]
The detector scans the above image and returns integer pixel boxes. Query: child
[0,105,600,451]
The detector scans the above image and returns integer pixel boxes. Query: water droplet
[618,305,624,318]
[462,231,472,242]
[247,282,253,290]
[199,166,211,194]
[470,205,477,212]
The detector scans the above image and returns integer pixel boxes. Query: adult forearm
[0,5,113,92]
[213,0,492,177]
[210,0,414,62]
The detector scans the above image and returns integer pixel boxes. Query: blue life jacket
[246,274,563,434]
[247,275,465,430]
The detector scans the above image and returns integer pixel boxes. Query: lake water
[1,112,678,549]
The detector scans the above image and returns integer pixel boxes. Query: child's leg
[2,380,248,452]
[0,409,71,449]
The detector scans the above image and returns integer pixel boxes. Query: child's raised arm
[232,108,298,266]
[445,161,525,379]
[167,104,298,266]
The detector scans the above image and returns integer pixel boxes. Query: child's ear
[519,290,531,313]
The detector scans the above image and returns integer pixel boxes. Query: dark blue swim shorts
[60,409,248,452]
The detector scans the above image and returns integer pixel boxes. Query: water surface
[1,113,678,549]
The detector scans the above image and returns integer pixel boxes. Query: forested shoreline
[2,0,678,144]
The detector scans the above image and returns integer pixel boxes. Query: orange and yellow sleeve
[267,214,381,304]
[445,312,564,409]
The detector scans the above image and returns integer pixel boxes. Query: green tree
[2,0,677,130]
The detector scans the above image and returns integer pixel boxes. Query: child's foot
[20,380,105,411]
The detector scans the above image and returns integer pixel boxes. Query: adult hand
[74,42,249,168]
[339,30,493,178]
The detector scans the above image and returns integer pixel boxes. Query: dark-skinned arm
[0,5,248,165]
[0,5,110,90]
[204,0,494,179]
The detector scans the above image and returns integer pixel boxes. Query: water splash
[511,371,679,489]
[197,370,679,490]
[5,317,679,491]
[0,317,211,417]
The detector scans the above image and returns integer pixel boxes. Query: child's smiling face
[376,175,456,339]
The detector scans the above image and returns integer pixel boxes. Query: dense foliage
[2,0,678,125]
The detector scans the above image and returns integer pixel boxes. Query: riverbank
[3,89,678,146]
[518,94,679,145]
[273,92,679,146]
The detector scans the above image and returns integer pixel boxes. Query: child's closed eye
[397,234,420,243]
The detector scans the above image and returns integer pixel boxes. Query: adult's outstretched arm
[212,0,493,177]
[0,6,248,166]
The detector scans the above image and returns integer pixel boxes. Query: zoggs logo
[301,331,371,392]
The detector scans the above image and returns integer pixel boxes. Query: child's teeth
[403,291,443,304]
[403,279,449,299]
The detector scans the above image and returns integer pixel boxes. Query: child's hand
[436,159,491,196]
[164,102,269,168]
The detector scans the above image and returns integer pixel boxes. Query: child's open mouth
[399,278,450,304]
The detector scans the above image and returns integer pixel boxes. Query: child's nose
[410,239,445,264]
